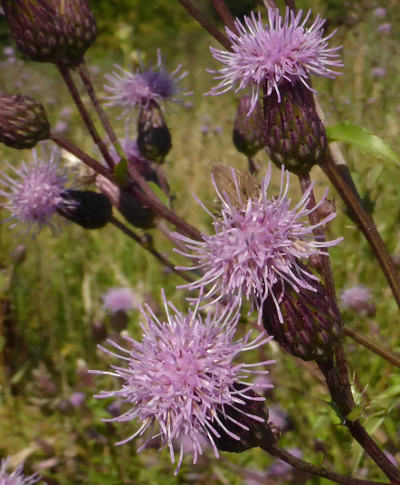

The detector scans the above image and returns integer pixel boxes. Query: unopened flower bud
[0,94,50,149]
[55,0,96,66]
[58,190,112,229]
[233,96,264,158]
[213,385,275,453]
[91,321,108,343]
[137,100,171,164]
[262,274,342,361]
[110,310,128,332]
[2,0,67,63]
[263,82,327,175]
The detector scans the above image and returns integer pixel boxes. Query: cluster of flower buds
[1,0,96,66]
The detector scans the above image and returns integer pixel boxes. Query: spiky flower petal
[0,146,73,233]
[0,457,40,485]
[174,165,342,322]
[91,291,274,473]
[208,6,342,115]
[104,50,190,118]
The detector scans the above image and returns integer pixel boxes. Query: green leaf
[113,158,129,185]
[147,181,170,208]
[326,122,400,167]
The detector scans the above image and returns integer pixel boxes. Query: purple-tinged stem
[57,63,115,170]
[247,156,257,174]
[212,0,237,33]
[77,61,124,158]
[344,326,400,369]
[322,154,400,312]
[110,217,193,283]
[263,444,389,485]
[50,132,115,182]
[177,0,232,50]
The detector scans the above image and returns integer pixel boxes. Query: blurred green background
[0,0,400,483]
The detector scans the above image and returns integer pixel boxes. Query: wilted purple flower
[377,22,391,35]
[0,457,40,484]
[174,165,342,322]
[102,287,136,313]
[91,291,274,473]
[371,66,386,79]
[0,146,74,233]
[373,7,387,19]
[104,50,190,118]
[340,285,374,314]
[208,6,342,115]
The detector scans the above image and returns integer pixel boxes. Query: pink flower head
[0,145,73,233]
[104,49,191,118]
[102,287,136,313]
[340,285,373,314]
[208,5,342,115]
[0,457,40,485]
[91,291,274,473]
[174,165,342,323]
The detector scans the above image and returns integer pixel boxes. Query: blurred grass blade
[326,122,400,167]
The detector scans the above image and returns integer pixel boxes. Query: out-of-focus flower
[0,457,40,484]
[377,22,391,35]
[208,6,342,115]
[91,291,274,473]
[371,66,386,79]
[102,287,136,313]
[0,146,74,233]
[104,50,190,119]
[174,165,342,322]
[340,285,375,315]
[373,7,387,19]
[69,391,86,409]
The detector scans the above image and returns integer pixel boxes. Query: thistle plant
[1,0,400,483]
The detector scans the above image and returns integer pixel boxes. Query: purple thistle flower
[208,5,343,115]
[174,165,342,322]
[377,22,391,35]
[91,291,274,473]
[104,50,191,118]
[102,287,136,313]
[340,285,374,315]
[0,146,74,233]
[0,457,40,485]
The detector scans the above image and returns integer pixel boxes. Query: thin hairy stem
[177,0,232,50]
[247,156,257,174]
[263,444,389,485]
[344,326,400,369]
[212,0,237,33]
[110,217,193,283]
[57,63,115,170]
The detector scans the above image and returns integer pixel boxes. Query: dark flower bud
[91,321,108,343]
[58,190,112,229]
[110,310,128,332]
[54,0,96,66]
[0,94,50,149]
[233,96,264,158]
[138,100,172,164]
[262,273,342,362]
[2,0,68,63]
[213,385,275,453]
[263,82,327,175]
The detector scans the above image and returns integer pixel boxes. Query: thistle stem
[177,0,232,50]
[77,61,125,159]
[247,156,257,174]
[57,63,115,170]
[212,0,237,33]
[344,326,400,369]
[263,444,389,485]
[109,217,193,283]
[322,154,400,312]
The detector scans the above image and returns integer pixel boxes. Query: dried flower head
[104,50,190,118]
[91,291,274,473]
[102,287,136,313]
[0,146,73,233]
[174,165,342,322]
[208,5,342,115]
[0,457,40,485]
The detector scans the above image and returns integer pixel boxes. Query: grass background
[0,0,399,483]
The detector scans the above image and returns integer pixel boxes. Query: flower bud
[2,0,68,63]
[262,274,342,361]
[213,385,275,453]
[55,0,96,66]
[137,100,171,164]
[0,94,50,149]
[233,96,264,158]
[58,190,112,229]
[263,82,327,175]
